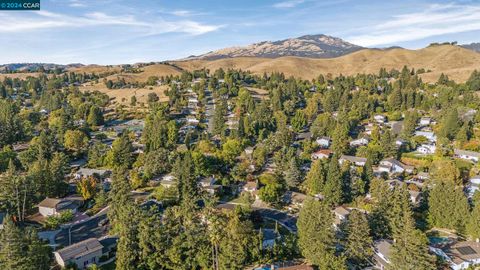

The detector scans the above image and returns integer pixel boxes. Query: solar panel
[457,246,477,255]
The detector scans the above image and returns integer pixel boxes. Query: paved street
[253,207,298,232]
[204,89,215,133]
[55,207,109,247]
[218,202,298,232]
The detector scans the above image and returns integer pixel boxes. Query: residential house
[243,181,258,193]
[74,168,111,180]
[417,144,436,154]
[186,116,200,125]
[187,97,199,109]
[296,132,312,141]
[333,206,351,229]
[379,158,414,174]
[374,115,387,123]
[99,236,119,257]
[468,175,480,197]
[38,197,80,217]
[284,191,307,209]
[416,172,430,181]
[245,146,254,157]
[454,149,480,163]
[395,138,407,147]
[339,155,367,167]
[364,123,374,135]
[349,137,369,147]
[419,117,432,126]
[374,240,393,270]
[12,142,29,152]
[199,176,221,195]
[431,241,480,270]
[277,264,314,270]
[415,131,437,143]
[390,121,404,136]
[311,149,332,160]
[315,136,331,148]
[409,190,422,205]
[199,176,216,187]
[54,238,103,269]
[160,174,177,188]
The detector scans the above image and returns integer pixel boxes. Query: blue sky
[1,0,480,64]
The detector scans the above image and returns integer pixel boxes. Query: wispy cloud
[273,0,305,8]
[348,3,480,47]
[0,10,221,35]
[68,0,86,8]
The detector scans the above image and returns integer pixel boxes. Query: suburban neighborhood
[2,1,480,270]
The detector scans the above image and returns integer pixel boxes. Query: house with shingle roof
[454,149,480,163]
[54,238,103,269]
[431,240,480,270]
[379,158,414,174]
[339,155,367,167]
[374,239,393,270]
[38,197,80,217]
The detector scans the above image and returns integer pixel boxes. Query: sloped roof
[55,238,102,262]
[38,198,63,209]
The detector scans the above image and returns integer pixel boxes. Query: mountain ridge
[185,34,364,60]
[172,45,480,83]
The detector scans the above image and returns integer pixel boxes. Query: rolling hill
[462,42,480,53]
[173,45,480,83]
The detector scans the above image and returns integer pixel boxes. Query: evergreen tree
[428,181,469,232]
[0,216,50,269]
[429,159,461,185]
[218,212,260,270]
[115,203,142,270]
[324,156,344,206]
[304,159,327,195]
[0,215,29,268]
[175,152,199,205]
[344,210,373,267]
[467,201,480,241]
[0,100,22,147]
[389,207,436,270]
[105,133,134,168]
[87,106,104,126]
[25,228,51,269]
[380,130,396,158]
[388,88,402,110]
[297,198,346,269]
[108,167,132,233]
[331,122,350,155]
[388,186,413,237]
[284,158,302,189]
[401,110,418,139]
[212,99,226,136]
[440,108,460,140]
[291,110,307,132]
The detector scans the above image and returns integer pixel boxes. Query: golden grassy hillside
[67,65,122,74]
[79,82,169,106]
[173,45,480,82]
[101,64,182,83]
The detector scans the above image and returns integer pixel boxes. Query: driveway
[54,207,110,247]
[218,202,298,233]
[253,207,298,233]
